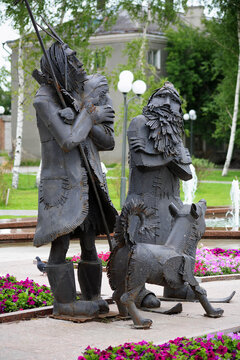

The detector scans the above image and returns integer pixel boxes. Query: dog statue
[107,199,224,329]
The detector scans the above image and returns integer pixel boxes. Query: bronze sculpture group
[29,15,227,328]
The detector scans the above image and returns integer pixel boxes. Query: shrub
[20,159,41,167]
[191,156,215,181]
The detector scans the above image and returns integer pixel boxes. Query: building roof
[95,9,164,36]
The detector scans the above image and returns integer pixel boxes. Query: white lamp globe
[183,113,190,121]
[0,106,5,115]
[117,80,132,94]
[119,70,134,84]
[189,109,197,120]
[132,80,147,95]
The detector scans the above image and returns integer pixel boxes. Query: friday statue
[32,35,117,317]
[125,81,194,308]
[107,82,224,328]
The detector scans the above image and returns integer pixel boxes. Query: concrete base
[0,242,240,360]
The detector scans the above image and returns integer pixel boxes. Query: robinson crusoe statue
[33,40,117,317]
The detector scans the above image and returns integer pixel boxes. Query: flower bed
[68,248,240,277]
[78,333,240,360]
[195,248,240,277]
[67,251,111,267]
[0,274,53,314]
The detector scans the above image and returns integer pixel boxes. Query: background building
[8,6,205,164]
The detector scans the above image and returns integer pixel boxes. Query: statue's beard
[143,105,184,158]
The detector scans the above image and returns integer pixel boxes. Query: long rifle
[16,0,113,251]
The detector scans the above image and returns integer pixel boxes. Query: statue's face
[150,90,181,116]
[64,46,87,91]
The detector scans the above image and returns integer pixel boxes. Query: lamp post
[118,71,146,208]
[183,109,197,156]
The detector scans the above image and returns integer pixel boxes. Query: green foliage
[20,159,41,166]
[0,0,116,99]
[111,37,186,135]
[118,0,188,29]
[0,67,11,115]
[0,0,46,33]
[165,24,222,143]
[203,2,240,146]
[0,0,189,124]
[191,156,215,180]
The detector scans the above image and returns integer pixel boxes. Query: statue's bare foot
[134,318,152,329]
[204,308,224,318]
[141,294,160,308]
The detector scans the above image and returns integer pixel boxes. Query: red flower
[216,345,228,355]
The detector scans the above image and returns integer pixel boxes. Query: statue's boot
[47,262,99,317]
[136,287,161,309]
[78,259,109,314]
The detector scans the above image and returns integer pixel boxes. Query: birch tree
[222,11,240,176]
[204,0,240,175]
[12,36,24,188]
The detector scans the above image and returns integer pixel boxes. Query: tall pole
[120,93,128,209]
[190,119,193,156]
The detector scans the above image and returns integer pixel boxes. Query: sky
[0,18,19,70]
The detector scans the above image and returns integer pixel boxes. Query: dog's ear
[190,203,199,219]
[169,203,178,218]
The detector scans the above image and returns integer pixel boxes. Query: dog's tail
[107,199,155,290]
[114,199,156,248]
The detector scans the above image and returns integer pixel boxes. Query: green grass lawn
[200,169,240,181]
[0,166,239,214]
[0,173,38,211]
[192,183,232,206]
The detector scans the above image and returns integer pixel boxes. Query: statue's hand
[129,137,146,152]
[59,107,75,125]
[87,104,115,124]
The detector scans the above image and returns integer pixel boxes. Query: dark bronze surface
[32,33,117,317]
[107,84,224,328]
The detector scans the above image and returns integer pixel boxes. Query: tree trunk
[139,1,151,74]
[12,36,24,188]
[222,12,240,176]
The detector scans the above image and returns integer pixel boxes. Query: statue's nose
[164,96,171,105]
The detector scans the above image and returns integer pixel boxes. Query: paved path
[0,210,38,216]
[199,180,232,184]
[0,241,240,360]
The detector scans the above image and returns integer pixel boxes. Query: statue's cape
[33,85,117,247]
